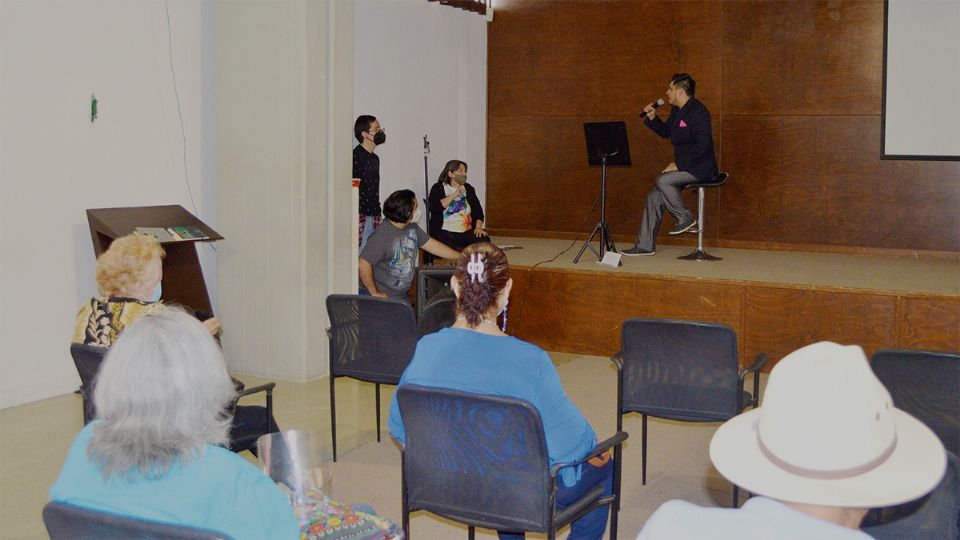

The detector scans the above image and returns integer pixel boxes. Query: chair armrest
[738,353,768,411]
[611,351,623,370]
[237,382,276,399]
[738,353,768,386]
[550,431,629,477]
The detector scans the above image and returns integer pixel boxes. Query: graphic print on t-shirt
[442,191,472,233]
[386,228,420,289]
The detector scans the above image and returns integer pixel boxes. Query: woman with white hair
[51,308,299,539]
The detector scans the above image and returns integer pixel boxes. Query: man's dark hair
[383,189,416,223]
[354,115,377,142]
[670,73,696,97]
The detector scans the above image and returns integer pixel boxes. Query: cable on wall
[163,0,214,252]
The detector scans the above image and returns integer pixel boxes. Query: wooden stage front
[492,236,960,368]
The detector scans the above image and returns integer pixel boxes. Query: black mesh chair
[416,265,457,336]
[227,382,277,455]
[863,452,959,540]
[397,384,628,540]
[613,318,767,507]
[68,344,277,455]
[43,501,232,539]
[326,294,419,461]
[871,349,959,456]
[69,343,107,424]
[863,349,960,539]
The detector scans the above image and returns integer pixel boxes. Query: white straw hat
[709,341,946,507]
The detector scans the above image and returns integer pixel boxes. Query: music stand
[574,121,631,264]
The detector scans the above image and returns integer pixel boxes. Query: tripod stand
[574,152,619,263]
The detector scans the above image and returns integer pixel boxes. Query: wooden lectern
[85,205,222,313]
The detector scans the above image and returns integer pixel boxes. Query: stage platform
[491,236,960,367]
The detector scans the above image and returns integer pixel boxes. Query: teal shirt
[50,423,299,540]
[388,327,597,486]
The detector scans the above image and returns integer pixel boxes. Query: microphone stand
[422,135,433,265]
[422,135,430,214]
[574,150,619,264]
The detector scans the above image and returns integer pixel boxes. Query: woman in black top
[427,159,491,250]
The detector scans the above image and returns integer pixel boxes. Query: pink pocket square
[679,120,688,128]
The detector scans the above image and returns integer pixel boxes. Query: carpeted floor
[492,236,959,297]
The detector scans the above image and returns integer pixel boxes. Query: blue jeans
[357,284,411,306]
[359,215,377,252]
[497,459,614,540]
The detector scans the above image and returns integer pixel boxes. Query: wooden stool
[678,172,728,261]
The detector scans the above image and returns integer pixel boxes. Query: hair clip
[466,253,485,283]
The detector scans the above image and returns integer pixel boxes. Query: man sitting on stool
[623,73,718,257]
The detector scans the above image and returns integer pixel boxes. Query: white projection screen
[882,0,960,160]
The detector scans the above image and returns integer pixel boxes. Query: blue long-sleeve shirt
[50,423,299,540]
[388,327,597,486]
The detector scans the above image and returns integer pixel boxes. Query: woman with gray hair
[51,308,299,539]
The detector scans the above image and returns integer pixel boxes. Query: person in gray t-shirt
[359,189,460,302]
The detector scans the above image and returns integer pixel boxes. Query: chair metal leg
[752,371,761,409]
[401,452,410,538]
[679,187,722,261]
[375,383,381,443]
[678,247,723,261]
[468,526,475,540]
[641,414,648,485]
[696,187,705,250]
[610,488,620,540]
[732,485,739,508]
[265,388,274,433]
[614,427,623,514]
[330,375,338,462]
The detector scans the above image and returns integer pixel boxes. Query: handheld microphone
[647,98,665,112]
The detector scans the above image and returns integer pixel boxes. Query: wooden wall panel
[898,297,960,352]
[487,116,675,235]
[722,1,882,115]
[743,287,897,365]
[487,115,723,245]
[507,268,742,357]
[722,116,960,251]
[487,0,960,255]
[507,269,956,367]
[489,1,722,117]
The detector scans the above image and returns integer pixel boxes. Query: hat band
[757,433,898,480]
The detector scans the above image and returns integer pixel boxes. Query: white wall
[215,0,355,381]
[0,0,486,407]
[883,0,960,158]
[0,0,214,408]
[354,0,488,213]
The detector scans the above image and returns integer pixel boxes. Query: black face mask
[373,130,386,145]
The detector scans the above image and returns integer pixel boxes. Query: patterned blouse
[72,297,164,347]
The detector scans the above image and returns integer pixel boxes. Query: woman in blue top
[51,308,299,540]
[388,243,613,540]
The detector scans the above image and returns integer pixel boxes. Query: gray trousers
[635,171,697,251]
